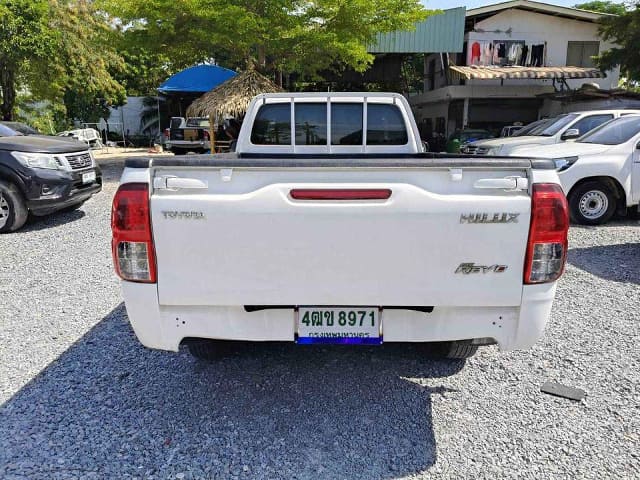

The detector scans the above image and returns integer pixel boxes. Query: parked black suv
[0,122,102,232]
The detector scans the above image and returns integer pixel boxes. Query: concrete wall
[467,9,619,89]
[423,53,450,92]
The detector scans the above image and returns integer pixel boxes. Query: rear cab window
[366,104,408,145]
[248,95,412,153]
[251,103,292,145]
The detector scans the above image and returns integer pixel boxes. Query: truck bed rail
[125,153,556,170]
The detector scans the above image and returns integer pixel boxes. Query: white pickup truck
[463,109,640,156]
[511,114,640,225]
[111,92,569,361]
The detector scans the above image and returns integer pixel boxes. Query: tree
[1,1,127,124]
[595,2,640,82]
[49,0,127,124]
[0,1,57,120]
[100,0,430,83]
[574,1,627,15]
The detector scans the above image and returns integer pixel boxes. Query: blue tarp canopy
[158,65,237,94]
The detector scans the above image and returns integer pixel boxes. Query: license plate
[296,307,382,345]
[82,171,96,184]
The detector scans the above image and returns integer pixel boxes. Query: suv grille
[66,152,92,170]
[462,145,490,155]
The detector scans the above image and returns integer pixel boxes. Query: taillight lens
[524,183,569,284]
[111,183,156,283]
[164,128,170,138]
[203,131,210,141]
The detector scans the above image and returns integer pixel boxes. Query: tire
[427,340,479,359]
[628,206,640,220]
[0,179,28,233]
[568,181,617,225]
[187,340,233,360]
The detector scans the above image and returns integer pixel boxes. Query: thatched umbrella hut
[186,68,284,150]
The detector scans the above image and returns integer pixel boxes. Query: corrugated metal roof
[368,8,466,54]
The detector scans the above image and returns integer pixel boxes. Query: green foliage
[114,48,172,97]
[595,1,640,82]
[15,95,69,134]
[1,0,126,123]
[0,0,57,119]
[574,1,628,15]
[100,0,430,80]
[49,0,127,123]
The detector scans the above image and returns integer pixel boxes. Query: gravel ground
[0,159,638,479]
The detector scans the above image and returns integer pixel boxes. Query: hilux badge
[460,213,519,224]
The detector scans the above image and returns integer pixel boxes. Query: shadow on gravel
[21,209,86,232]
[568,243,640,284]
[0,304,463,479]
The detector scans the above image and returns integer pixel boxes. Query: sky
[422,0,625,9]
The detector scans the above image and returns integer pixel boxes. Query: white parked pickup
[511,114,640,225]
[111,92,569,361]
[463,109,640,156]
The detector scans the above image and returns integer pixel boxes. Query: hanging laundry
[471,41,481,65]
[520,45,529,66]
[482,42,493,65]
[531,44,545,67]
[497,43,506,59]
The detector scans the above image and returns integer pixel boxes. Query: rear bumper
[121,282,557,352]
[166,140,210,151]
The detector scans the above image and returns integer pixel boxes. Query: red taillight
[203,131,210,141]
[164,128,170,138]
[111,183,156,283]
[290,189,392,200]
[524,183,569,284]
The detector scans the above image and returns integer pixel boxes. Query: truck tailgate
[150,166,531,307]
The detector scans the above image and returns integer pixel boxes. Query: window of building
[566,41,600,68]
[295,103,327,145]
[251,104,291,145]
[331,103,363,145]
[366,104,408,145]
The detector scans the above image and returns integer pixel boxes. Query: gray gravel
[1,158,639,479]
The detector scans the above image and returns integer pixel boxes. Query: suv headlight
[12,151,64,170]
[554,156,579,171]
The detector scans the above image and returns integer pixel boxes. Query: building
[402,1,620,139]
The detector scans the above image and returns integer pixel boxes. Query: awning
[449,65,604,80]
[158,65,237,94]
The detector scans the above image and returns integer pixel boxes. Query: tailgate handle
[154,175,208,190]
[474,176,528,191]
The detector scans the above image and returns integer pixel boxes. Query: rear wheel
[569,181,616,225]
[427,340,479,359]
[0,180,28,233]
